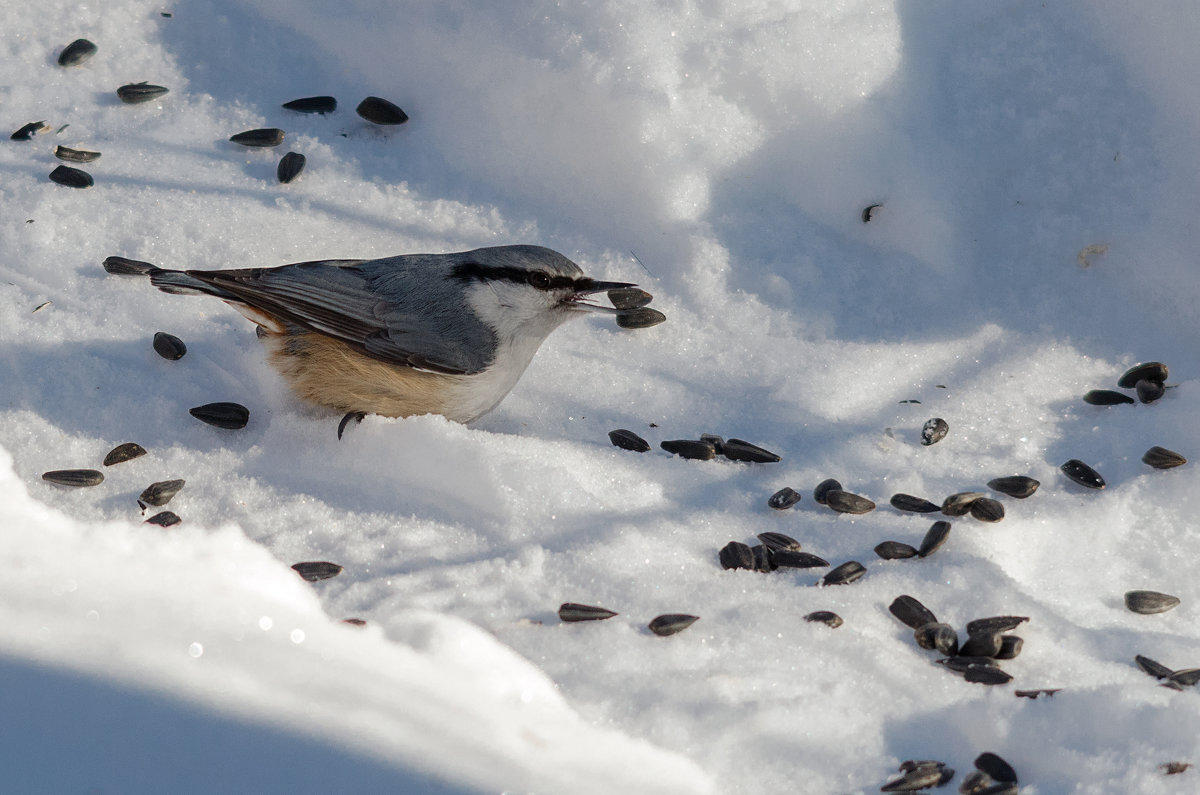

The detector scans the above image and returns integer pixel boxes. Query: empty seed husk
[721,438,781,463]
[1015,688,1061,699]
[861,203,882,223]
[11,120,49,140]
[152,331,187,360]
[608,428,650,452]
[987,475,1040,499]
[42,469,104,487]
[1143,446,1186,469]
[966,616,1029,635]
[974,753,1018,784]
[1135,654,1174,679]
[1118,361,1168,388]
[964,665,1013,685]
[881,765,950,792]
[1169,668,1200,688]
[230,128,285,147]
[820,560,866,586]
[1125,590,1181,614]
[813,478,843,505]
[615,307,667,329]
[558,603,618,622]
[277,151,306,183]
[660,439,715,460]
[921,417,949,446]
[1161,762,1192,775]
[1136,379,1165,403]
[959,631,1003,658]
[757,531,801,552]
[58,38,98,66]
[941,492,985,516]
[117,82,169,103]
[49,165,93,188]
[719,541,756,571]
[1083,389,1135,406]
[103,442,146,466]
[1061,459,1105,489]
[825,489,875,514]
[770,550,829,569]
[145,510,180,527]
[292,561,343,582]
[969,497,1005,523]
[890,493,941,513]
[103,255,155,275]
[54,145,101,163]
[994,635,1023,660]
[889,595,938,629]
[648,614,698,636]
[874,541,918,560]
[767,487,802,510]
[189,402,250,429]
[282,95,337,114]
[804,610,843,628]
[138,479,185,507]
[607,287,653,309]
[918,521,952,558]
[356,96,409,125]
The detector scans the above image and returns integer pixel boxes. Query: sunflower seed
[804,610,843,628]
[608,429,650,452]
[757,531,801,552]
[230,128,285,147]
[1143,446,1186,469]
[749,544,775,572]
[994,635,1023,660]
[356,96,409,125]
[861,203,882,223]
[607,287,653,309]
[824,489,875,514]
[660,439,715,460]
[721,438,781,463]
[939,656,1000,673]
[921,417,949,446]
[890,493,941,513]
[987,475,1040,499]
[915,623,959,656]
[282,96,337,114]
[1083,389,1135,406]
[138,479,185,507]
[117,82,169,103]
[58,38,98,67]
[889,595,938,629]
[942,492,985,516]
[54,145,101,163]
[966,616,1028,635]
[820,560,866,586]
[874,541,918,560]
[1169,668,1200,687]
[899,760,948,774]
[767,487,802,510]
[770,550,829,569]
[292,561,343,581]
[1135,654,1174,679]
[1117,361,1167,388]
[974,753,1017,784]
[49,165,93,188]
[958,769,993,795]
[1061,459,1105,489]
[615,307,667,328]
[964,665,1013,685]
[11,121,48,140]
[648,614,699,636]
[918,521,952,557]
[189,402,250,429]
[1136,379,1165,403]
[558,603,618,622]
[881,764,951,791]
[959,631,1003,658]
[1014,688,1061,699]
[145,510,181,527]
[42,469,104,487]
[152,331,187,360]
[342,617,367,627]
[970,497,1005,523]
[813,478,843,505]
[719,541,755,571]
[1161,762,1192,775]
[1125,590,1180,614]
[103,255,156,275]
[103,442,147,466]
[277,151,306,183]
[698,434,724,454]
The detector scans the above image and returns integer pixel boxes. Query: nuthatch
[147,245,638,431]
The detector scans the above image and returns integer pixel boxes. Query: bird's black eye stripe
[453,262,581,291]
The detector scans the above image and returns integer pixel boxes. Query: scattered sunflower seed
[995,636,1023,660]
[889,595,938,630]
[103,442,146,466]
[861,203,882,223]
[757,531,801,552]
[356,96,409,125]
[152,331,187,360]
[987,475,1040,499]
[230,128,285,147]
[49,165,93,188]
[42,469,104,487]
[749,544,775,572]
[145,510,181,527]
[813,478,843,505]
[698,434,725,454]
[1161,762,1192,775]
[58,38,98,66]
[824,489,876,515]
[292,561,343,582]
[770,550,829,569]
[1083,389,1135,406]
[1061,459,1105,489]
[1169,668,1200,688]
[282,96,337,114]
[1136,378,1165,403]
[804,610,843,628]
[939,656,1000,673]
[342,617,367,627]
[959,631,1003,658]
[941,492,985,516]
[1143,446,1186,469]
[558,603,618,622]
[963,665,1013,686]
[660,439,715,460]
[607,287,653,310]
[890,493,941,513]
[969,497,1005,523]
[767,487,802,510]
[1135,654,1174,680]
[874,541,918,560]
[277,151,306,183]
[11,121,49,140]
[915,623,959,656]
[103,255,156,275]
[966,616,1028,636]
[720,438,780,463]
[138,478,185,507]
[648,614,698,637]
[117,82,169,103]
[1117,361,1167,388]
[615,307,667,329]
[974,753,1017,785]
[921,417,949,446]
[54,145,101,163]
[881,764,952,792]
[608,429,650,452]
[1125,590,1180,615]
[189,402,250,430]
[718,541,755,571]
[1014,688,1061,699]
[918,521,952,558]
[820,560,866,586]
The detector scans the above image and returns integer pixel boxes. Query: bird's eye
[526,271,552,290]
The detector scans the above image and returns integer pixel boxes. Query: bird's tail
[147,267,237,299]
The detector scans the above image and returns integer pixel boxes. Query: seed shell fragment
[1135,654,1174,680]
[804,610,843,628]
[820,560,866,586]
[282,96,337,114]
[1117,361,1168,388]
[615,307,667,329]
[189,402,250,430]
[103,256,155,275]
[969,497,1005,523]
[1143,446,1186,469]
[921,417,949,446]
[889,595,938,629]
[117,83,169,103]
[660,439,715,460]
[918,521,951,558]
[648,614,698,636]
[1161,762,1192,775]
[861,203,882,223]
[824,489,875,515]
[995,636,1023,660]
[356,96,409,125]
[292,561,343,582]
[49,165,93,188]
[558,603,618,622]
[881,763,952,791]
[721,438,781,463]
[987,475,1039,499]
[890,493,940,513]
[607,287,653,309]
[277,151,306,183]
[103,442,147,466]
[58,38,98,67]
[152,331,187,360]
[1125,590,1180,615]
[145,510,181,527]
[757,531,801,552]
[54,146,101,163]
[1015,688,1061,699]
[1061,459,1105,489]
[11,121,48,140]
[42,469,104,487]
[1083,389,1135,406]
[608,428,650,452]
[874,541,918,560]
[230,128,286,147]
[138,479,185,507]
[941,492,985,516]
[767,487,802,510]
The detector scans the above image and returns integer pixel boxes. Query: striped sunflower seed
[756,531,801,552]
[1143,446,1186,469]
[1125,590,1180,614]
[145,510,181,527]
[138,479,185,507]
[58,38,98,66]
[820,560,866,586]
[648,614,698,636]
[356,96,409,125]
[230,128,285,147]
[190,402,250,429]
[292,561,343,582]
[282,96,337,114]
[615,307,667,329]
[607,287,653,309]
[890,493,940,513]
[103,442,146,466]
[941,492,985,516]
[608,428,650,452]
[117,82,169,103]
[824,489,875,514]
[969,497,1005,523]
[918,520,951,558]
[277,151,306,183]
[103,256,155,275]
[55,146,101,163]
[42,469,104,487]
[558,603,618,622]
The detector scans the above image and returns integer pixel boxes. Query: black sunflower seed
[820,560,866,586]
[918,521,951,558]
[342,617,367,627]
[117,82,169,103]
[49,165,93,188]
[915,623,959,656]
[756,531,801,552]
[292,562,343,582]
[558,603,618,622]
[718,541,755,571]
[813,478,843,505]
[958,769,993,795]
[770,550,829,569]
[138,479,185,507]
[994,635,1023,660]
[767,487,802,510]
[1015,688,1061,699]
[1125,590,1181,614]
[1083,389,1135,406]
[282,96,337,114]
[42,469,104,487]
[698,434,724,454]
[939,656,999,673]
[987,475,1040,499]
[58,38,98,67]
[804,610,843,628]
[145,510,180,527]
[660,439,715,460]
[54,145,101,163]
[921,417,949,446]
[964,665,1013,685]
[881,765,949,792]
[969,497,1005,523]
[861,204,882,223]
[1169,668,1200,687]
[103,255,156,275]
[1143,446,1186,469]
[974,753,1017,784]
[1161,762,1192,775]
[356,96,409,125]
[1136,379,1165,403]
[890,493,940,513]
[608,429,650,452]
[959,631,1003,658]
[721,438,781,463]
[189,402,250,429]
[824,489,875,514]
[648,614,698,636]
[889,595,938,629]
[12,121,49,141]
[1061,459,1105,489]
[1118,361,1168,388]
[103,442,147,466]
[941,492,985,516]
[277,151,306,183]
[899,760,948,774]
[966,616,1028,636]
[230,128,285,147]
[1135,654,1174,679]
[749,544,775,572]
[874,541,918,560]
[607,287,653,309]
[615,307,667,329]
[152,331,187,360]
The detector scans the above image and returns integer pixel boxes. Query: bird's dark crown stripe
[452,262,581,290]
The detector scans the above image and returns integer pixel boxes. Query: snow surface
[3,1,1200,792]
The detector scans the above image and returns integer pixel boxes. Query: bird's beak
[568,279,638,313]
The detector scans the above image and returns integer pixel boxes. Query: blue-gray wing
[184,257,495,375]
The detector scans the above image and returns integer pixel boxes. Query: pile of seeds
[609,429,780,462]
[889,595,1026,686]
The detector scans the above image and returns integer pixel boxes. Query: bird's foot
[337,411,367,440]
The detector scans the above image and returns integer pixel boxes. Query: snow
[2,1,1200,792]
